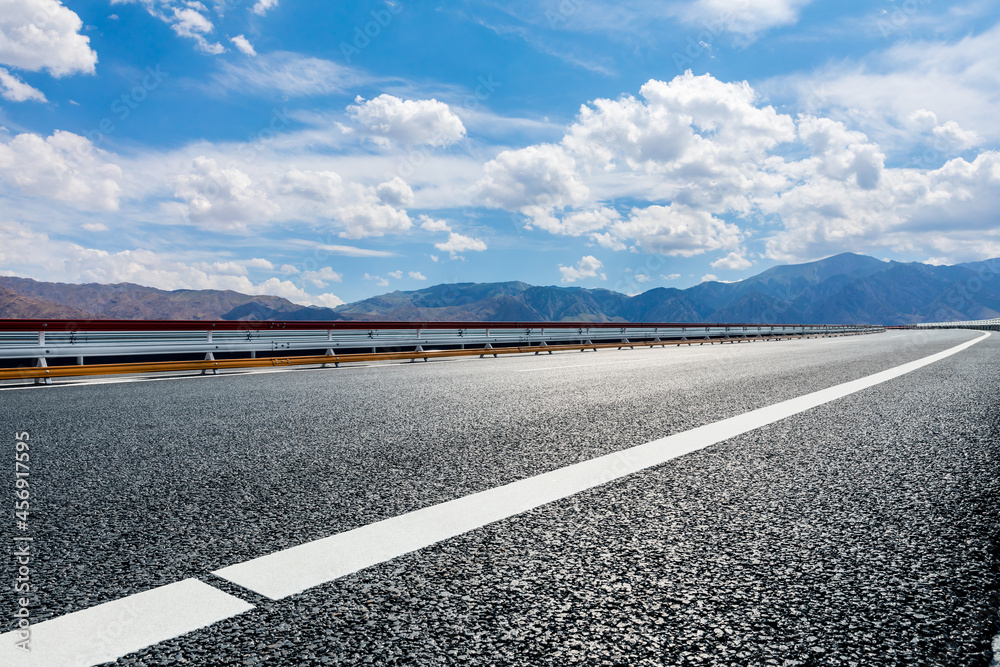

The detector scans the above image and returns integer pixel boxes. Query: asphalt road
[2,329,998,665]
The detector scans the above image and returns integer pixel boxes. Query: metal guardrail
[909,318,1000,332]
[0,320,883,364]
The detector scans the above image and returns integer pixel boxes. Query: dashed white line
[0,579,253,667]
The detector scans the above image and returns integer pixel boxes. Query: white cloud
[0,0,97,75]
[313,293,345,308]
[364,272,390,287]
[314,243,397,258]
[375,176,414,207]
[113,0,225,54]
[212,51,357,96]
[434,232,487,257]
[348,94,466,147]
[335,201,411,239]
[0,131,123,210]
[387,270,403,279]
[277,168,342,201]
[301,266,343,287]
[675,0,813,38]
[333,180,413,239]
[634,273,652,283]
[172,156,278,228]
[710,251,753,271]
[230,34,256,57]
[767,23,1000,147]
[475,143,589,212]
[531,206,619,236]
[932,120,980,151]
[606,204,742,256]
[408,271,427,280]
[476,72,796,236]
[0,67,45,102]
[246,257,274,270]
[418,215,451,232]
[251,0,278,16]
[81,222,108,232]
[559,255,605,283]
[700,274,720,283]
[662,273,681,280]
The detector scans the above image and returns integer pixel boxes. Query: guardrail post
[480,343,497,359]
[202,352,218,375]
[33,357,51,385]
[322,349,339,368]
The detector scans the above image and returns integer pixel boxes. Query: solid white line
[214,331,990,600]
[0,579,253,667]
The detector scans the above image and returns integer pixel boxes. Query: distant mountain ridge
[0,276,305,321]
[1,253,999,325]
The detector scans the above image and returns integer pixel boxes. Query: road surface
[2,329,998,665]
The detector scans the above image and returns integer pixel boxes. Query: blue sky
[0,0,998,306]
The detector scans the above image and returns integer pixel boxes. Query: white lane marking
[515,354,711,372]
[215,332,990,600]
[0,578,253,667]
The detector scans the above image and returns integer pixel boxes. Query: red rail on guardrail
[0,319,871,332]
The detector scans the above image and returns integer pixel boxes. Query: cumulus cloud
[349,94,466,147]
[531,206,619,236]
[301,266,343,287]
[475,143,589,212]
[387,270,403,280]
[559,255,605,283]
[0,131,123,210]
[312,293,345,308]
[408,271,427,280]
[606,204,742,256]
[230,34,256,57]
[475,72,795,238]
[0,67,45,102]
[418,215,451,233]
[331,178,414,239]
[710,251,753,271]
[0,0,97,75]
[251,0,278,16]
[469,70,1000,264]
[435,232,487,258]
[375,176,414,207]
[932,120,980,151]
[173,156,278,227]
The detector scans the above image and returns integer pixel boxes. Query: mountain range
[1,253,998,325]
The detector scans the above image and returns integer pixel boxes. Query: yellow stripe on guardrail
[0,331,870,382]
